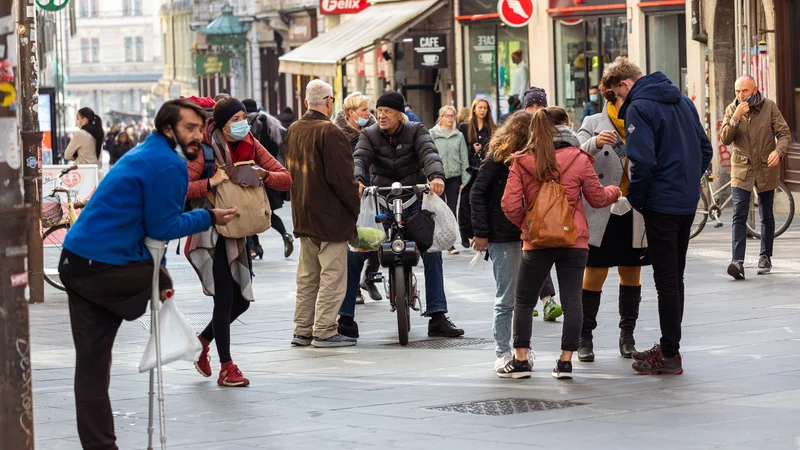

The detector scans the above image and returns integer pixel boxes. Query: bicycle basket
[42,195,64,228]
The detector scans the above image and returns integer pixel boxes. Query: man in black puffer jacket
[337,92,464,339]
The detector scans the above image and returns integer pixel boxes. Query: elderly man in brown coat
[285,79,361,347]
[720,74,791,279]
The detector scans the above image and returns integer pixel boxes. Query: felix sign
[498,0,534,27]
[320,0,370,15]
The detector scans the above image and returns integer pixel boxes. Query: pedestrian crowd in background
[59,55,794,450]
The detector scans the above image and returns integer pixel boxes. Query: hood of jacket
[619,71,681,120]
[430,124,460,139]
[554,125,581,149]
[333,110,377,142]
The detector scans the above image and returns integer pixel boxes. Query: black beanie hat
[242,99,258,113]
[213,99,247,128]
[523,86,548,109]
[376,91,405,114]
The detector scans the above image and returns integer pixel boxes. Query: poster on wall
[413,35,447,70]
[39,91,52,166]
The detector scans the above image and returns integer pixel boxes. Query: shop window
[556,17,627,127]
[791,0,800,141]
[647,13,687,93]
[463,23,529,122]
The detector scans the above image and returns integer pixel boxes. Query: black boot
[283,233,294,258]
[578,290,602,362]
[618,285,642,358]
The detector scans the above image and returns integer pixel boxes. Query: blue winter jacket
[63,133,213,265]
[619,72,713,215]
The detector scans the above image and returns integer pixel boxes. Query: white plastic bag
[138,299,201,373]
[610,196,632,216]
[349,190,386,252]
[469,251,487,272]
[422,193,460,253]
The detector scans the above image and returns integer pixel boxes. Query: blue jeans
[731,187,774,261]
[339,202,448,318]
[490,242,557,355]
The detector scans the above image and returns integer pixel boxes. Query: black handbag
[404,210,435,253]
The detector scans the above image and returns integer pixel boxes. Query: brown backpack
[210,160,272,239]
[525,173,578,247]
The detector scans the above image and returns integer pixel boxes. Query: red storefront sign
[498,0,534,27]
[320,0,370,15]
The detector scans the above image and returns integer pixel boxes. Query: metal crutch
[144,238,168,450]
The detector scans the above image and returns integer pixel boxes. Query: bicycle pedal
[714,223,723,228]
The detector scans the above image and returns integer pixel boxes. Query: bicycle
[367,183,430,346]
[691,169,795,239]
[42,165,87,290]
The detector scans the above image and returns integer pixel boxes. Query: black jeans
[731,187,774,261]
[513,248,588,351]
[444,176,462,218]
[199,238,251,363]
[59,250,171,450]
[643,210,693,358]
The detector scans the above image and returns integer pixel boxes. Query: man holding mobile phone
[719,75,791,279]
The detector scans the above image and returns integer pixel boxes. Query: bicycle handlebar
[60,165,79,176]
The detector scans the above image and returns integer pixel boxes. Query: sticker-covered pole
[20,0,44,304]
[0,0,36,447]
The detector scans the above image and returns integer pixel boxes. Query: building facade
[158,0,198,99]
[65,0,164,122]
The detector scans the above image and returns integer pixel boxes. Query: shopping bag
[349,190,386,252]
[138,299,202,373]
[469,251,488,272]
[422,193,460,253]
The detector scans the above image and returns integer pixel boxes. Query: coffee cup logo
[479,53,493,64]
[423,54,439,66]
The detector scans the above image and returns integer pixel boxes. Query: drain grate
[138,313,243,330]
[426,398,585,416]
[382,337,494,349]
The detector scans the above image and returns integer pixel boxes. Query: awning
[279,0,444,78]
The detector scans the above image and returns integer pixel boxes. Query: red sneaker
[194,336,212,378]
[217,363,249,387]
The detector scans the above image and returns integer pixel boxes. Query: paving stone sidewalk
[30,216,800,450]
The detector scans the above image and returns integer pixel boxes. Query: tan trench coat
[719,96,791,192]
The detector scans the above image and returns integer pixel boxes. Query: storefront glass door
[556,17,627,127]
[464,22,529,121]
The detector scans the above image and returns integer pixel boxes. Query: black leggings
[199,238,251,363]
[513,248,588,351]
[250,214,287,249]
[443,176,462,218]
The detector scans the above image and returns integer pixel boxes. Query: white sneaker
[494,353,513,372]
[527,350,536,368]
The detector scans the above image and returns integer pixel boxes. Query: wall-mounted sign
[36,0,70,12]
[320,0,369,15]
[195,55,231,76]
[498,0,534,27]
[413,35,447,70]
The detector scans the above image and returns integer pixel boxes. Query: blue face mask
[355,117,369,127]
[745,93,757,106]
[589,94,599,102]
[228,120,250,141]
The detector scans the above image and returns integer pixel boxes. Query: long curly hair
[488,110,533,165]
[520,106,571,180]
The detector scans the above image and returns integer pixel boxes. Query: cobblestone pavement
[31,211,800,450]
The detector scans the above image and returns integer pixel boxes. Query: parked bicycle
[691,170,795,239]
[42,165,86,290]
[367,183,430,346]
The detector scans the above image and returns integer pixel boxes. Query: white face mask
[174,143,188,162]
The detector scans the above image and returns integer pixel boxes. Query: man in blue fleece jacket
[604,57,712,376]
[58,98,237,450]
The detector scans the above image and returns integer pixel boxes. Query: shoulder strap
[200,143,215,179]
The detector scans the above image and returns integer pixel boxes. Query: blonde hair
[456,107,470,125]
[602,56,643,88]
[343,92,370,115]
[436,105,458,130]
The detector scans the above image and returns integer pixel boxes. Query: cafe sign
[412,35,448,70]
[195,55,231,76]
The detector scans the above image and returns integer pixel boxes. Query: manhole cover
[382,338,493,349]
[138,313,243,330]
[426,398,585,416]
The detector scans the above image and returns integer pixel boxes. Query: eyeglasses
[442,114,455,119]
[324,95,335,103]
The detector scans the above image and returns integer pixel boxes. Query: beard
[180,139,202,161]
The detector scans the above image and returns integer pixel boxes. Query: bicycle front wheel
[690,192,709,240]
[392,265,409,346]
[42,224,68,291]
[746,182,795,239]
